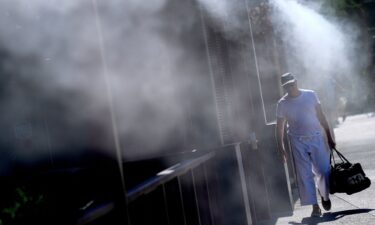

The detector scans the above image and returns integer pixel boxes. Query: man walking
[276,73,336,217]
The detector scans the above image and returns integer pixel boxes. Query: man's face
[283,81,297,93]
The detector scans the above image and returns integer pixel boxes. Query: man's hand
[276,117,287,163]
[316,104,337,149]
[328,138,336,149]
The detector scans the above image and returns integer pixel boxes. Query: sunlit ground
[335,112,375,180]
[260,113,375,224]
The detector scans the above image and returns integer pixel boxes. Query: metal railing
[127,152,215,203]
[78,140,294,225]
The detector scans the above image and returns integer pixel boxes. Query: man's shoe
[321,197,331,211]
[311,206,322,217]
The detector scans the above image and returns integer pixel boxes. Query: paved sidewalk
[260,114,375,225]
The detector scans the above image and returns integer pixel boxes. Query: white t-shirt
[276,89,322,136]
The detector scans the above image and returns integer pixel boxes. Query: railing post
[162,184,171,225]
[211,145,252,225]
[192,165,213,225]
[128,186,169,225]
[203,163,216,225]
[241,141,271,222]
[204,158,224,225]
[164,177,187,225]
[180,170,201,225]
[257,124,294,216]
[235,143,254,225]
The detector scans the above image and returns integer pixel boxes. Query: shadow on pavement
[288,209,374,225]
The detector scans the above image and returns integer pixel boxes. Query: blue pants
[289,133,331,205]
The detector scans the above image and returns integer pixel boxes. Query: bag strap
[330,147,350,166]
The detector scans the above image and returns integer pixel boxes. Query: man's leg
[290,136,323,216]
[310,135,331,209]
[290,137,318,205]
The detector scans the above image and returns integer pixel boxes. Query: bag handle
[330,147,350,166]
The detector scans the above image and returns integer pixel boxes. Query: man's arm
[316,104,336,149]
[276,117,287,162]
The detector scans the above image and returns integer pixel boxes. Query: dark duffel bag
[330,148,371,195]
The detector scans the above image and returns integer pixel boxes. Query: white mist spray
[269,0,371,123]
[0,0,200,162]
[270,0,359,89]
